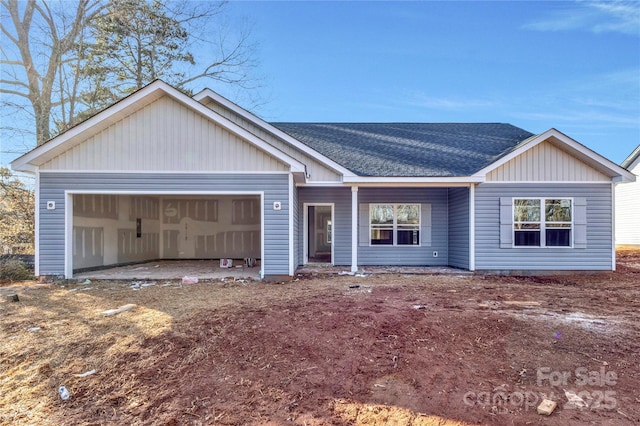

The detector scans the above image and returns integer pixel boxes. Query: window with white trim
[513,198,572,247]
[370,204,420,245]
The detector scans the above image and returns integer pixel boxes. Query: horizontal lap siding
[297,187,352,266]
[448,188,469,269]
[475,183,613,270]
[39,173,290,276]
[358,188,448,266]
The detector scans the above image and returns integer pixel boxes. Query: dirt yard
[1,249,639,426]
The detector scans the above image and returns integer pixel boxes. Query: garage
[71,193,262,273]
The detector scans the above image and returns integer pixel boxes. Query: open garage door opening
[71,194,262,277]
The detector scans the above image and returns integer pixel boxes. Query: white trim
[469,184,475,271]
[344,176,483,185]
[473,128,635,182]
[65,190,262,195]
[194,88,354,177]
[34,170,40,276]
[611,182,616,271]
[511,197,574,248]
[39,170,291,175]
[368,203,422,247]
[288,174,295,276]
[63,189,266,279]
[351,186,358,273]
[12,80,307,174]
[64,193,73,278]
[260,192,265,279]
[302,203,335,265]
[481,180,614,185]
[296,181,345,187]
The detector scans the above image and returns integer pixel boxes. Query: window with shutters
[514,198,572,247]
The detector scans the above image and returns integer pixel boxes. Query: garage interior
[72,194,261,278]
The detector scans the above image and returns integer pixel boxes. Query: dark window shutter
[358,204,369,246]
[421,203,432,246]
[573,197,587,249]
[500,197,513,248]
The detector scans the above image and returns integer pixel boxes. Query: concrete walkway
[74,260,261,281]
[295,264,473,276]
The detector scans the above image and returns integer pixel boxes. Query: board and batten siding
[38,173,290,276]
[297,187,352,266]
[474,183,613,270]
[40,96,288,173]
[201,98,342,182]
[357,188,448,266]
[615,161,640,246]
[487,141,610,182]
[447,187,470,269]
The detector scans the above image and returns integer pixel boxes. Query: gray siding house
[11,81,635,279]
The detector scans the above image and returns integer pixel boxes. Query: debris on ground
[537,399,557,415]
[564,389,590,409]
[1,248,638,425]
[74,369,97,378]
[181,276,198,285]
[101,304,136,316]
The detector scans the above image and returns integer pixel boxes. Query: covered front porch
[296,184,475,272]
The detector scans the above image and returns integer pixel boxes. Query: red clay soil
[2,249,639,425]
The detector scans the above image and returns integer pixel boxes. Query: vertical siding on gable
[615,162,640,245]
[487,141,610,182]
[38,173,290,276]
[358,188,448,266]
[474,183,613,270]
[297,187,352,266]
[448,187,470,269]
[40,97,288,173]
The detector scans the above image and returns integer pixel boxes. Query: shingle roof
[271,122,534,177]
[621,145,640,170]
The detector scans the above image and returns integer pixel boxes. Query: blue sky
[2,0,638,167]
[207,0,639,165]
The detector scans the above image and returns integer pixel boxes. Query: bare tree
[1,0,103,145]
[1,0,258,150]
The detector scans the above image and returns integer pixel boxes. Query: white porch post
[351,186,358,272]
[469,184,476,271]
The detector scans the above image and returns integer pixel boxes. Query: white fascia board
[473,128,636,182]
[342,176,484,186]
[194,89,355,177]
[12,80,307,174]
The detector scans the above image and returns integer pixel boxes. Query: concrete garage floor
[74,260,261,281]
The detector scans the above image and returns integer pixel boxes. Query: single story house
[615,145,640,246]
[11,80,635,279]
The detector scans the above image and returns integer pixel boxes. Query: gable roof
[621,145,640,170]
[11,81,634,185]
[473,128,636,183]
[11,80,307,174]
[271,122,534,177]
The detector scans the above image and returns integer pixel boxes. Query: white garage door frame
[64,190,265,279]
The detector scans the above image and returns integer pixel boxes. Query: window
[370,204,420,245]
[514,198,572,247]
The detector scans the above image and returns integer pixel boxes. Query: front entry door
[307,205,332,263]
